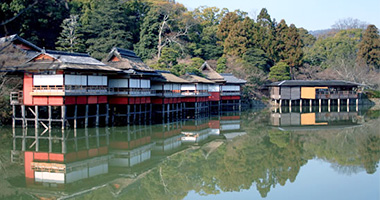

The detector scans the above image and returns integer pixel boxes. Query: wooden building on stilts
[151,71,189,123]
[219,73,246,112]
[8,49,121,130]
[104,47,158,125]
[267,80,362,112]
[180,74,214,118]
[200,62,226,114]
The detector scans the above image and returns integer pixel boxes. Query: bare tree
[332,18,368,30]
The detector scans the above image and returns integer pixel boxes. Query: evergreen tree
[81,0,133,59]
[283,24,303,79]
[55,15,85,53]
[275,20,289,62]
[216,12,240,41]
[357,25,380,68]
[223,17,254,56]
[269,62,291,81]
[243,48,270,72]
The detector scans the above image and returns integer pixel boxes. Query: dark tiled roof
[0,34,41,52]
[45,50,105,65]
[10,50,121,72]
[220,73,247,84]
[267,80,362,87]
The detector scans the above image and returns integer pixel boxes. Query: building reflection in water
[11,112,246,196]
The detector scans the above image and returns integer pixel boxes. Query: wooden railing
[10,91,23,105]
[110,88,152,96]
[181,90,209,96]
[316,91,358,99]
[220,91,241,96]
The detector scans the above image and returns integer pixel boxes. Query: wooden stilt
[356,99,359,112]
[96,104,99,126]
[105,104,109,126]
[48,106,52,130]
[85,104,89,128]
[12,105,15,128]
[127,105,130,124]
[21,105,26,128]
[74,105,77,129]
[62,105,66,130]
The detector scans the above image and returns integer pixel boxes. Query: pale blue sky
[176,0,380,31]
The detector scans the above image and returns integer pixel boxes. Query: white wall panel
[88,75,105,86]
[141,79,150,88]
[208,85,220,92]
[181,84,196,90]
[173,84,180,90]
[65,75,87,86]
[221,85,240,91]
[34,75,63,86]
[164,84,173,90]
[129,79,140,88]
[35,172,65,183]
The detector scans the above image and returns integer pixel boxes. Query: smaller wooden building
[267,80,362,107]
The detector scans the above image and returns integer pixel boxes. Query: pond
[0,106,379,200]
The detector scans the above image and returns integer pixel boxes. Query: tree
[81,0,133,59]
[332,18,368,30]
[223,17,255,56]
[357,25,380,68]
[283,24,303,79]
[216,56,227,73]
[243,48,270,72]
[55,15,85,53]
[269,62,291,81]
[0,0,69,49]
[216,12,240,41]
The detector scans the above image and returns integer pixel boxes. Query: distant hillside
[309,29,333,37]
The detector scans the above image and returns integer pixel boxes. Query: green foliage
[304,29,362,68]
[269,62,291,81]
[189,57,205,68]
[243,48,270,72]
[216,56,227,73]
[81,0,133,59]
[55,15,86,53]
[223,17,255,56]
[0,0,69,49]
[357,25,380,68]
[365,89,380,98]
[158,47,180,67]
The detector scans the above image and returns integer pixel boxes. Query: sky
[175,0,380,31]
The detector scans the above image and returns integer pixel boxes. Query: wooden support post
[167,103,170,122]
[12,105,15,128]
[74,105,77,129]
[356,99,359,112]
[61,130,66,153]
[149,104,152,122]
[21,105,26,128]
[279,99,282,107]
[338,99,340,112]
[96,104,99,126]
[35,105,39,128]
[85,104,89,128]
[144,104,147,121]
[105,104,109,126]
[162,104,165,122]
[328,100,331,112]
[300,99,302,107]
[133,104,137,123]
[347,99,350,112]
[85,128,89,149]
[239,99,242,112]
[319,99,321,113]
[127,105,130,124]
[62,105,66,130]
[48,106,52,130]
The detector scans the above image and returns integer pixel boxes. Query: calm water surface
[0,107,379,200]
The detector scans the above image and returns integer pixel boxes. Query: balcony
[316,91,358,99]
[30,85,110,96]
[110,88,154,96]
[181,90,210,97]
[220,91,241,96]
[155,90,182,97]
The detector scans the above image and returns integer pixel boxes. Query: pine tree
[283,24,303,79]
[223,17,254,56]
[357,25,380,68]
[81,0,133,59]
[55,15,86,53]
